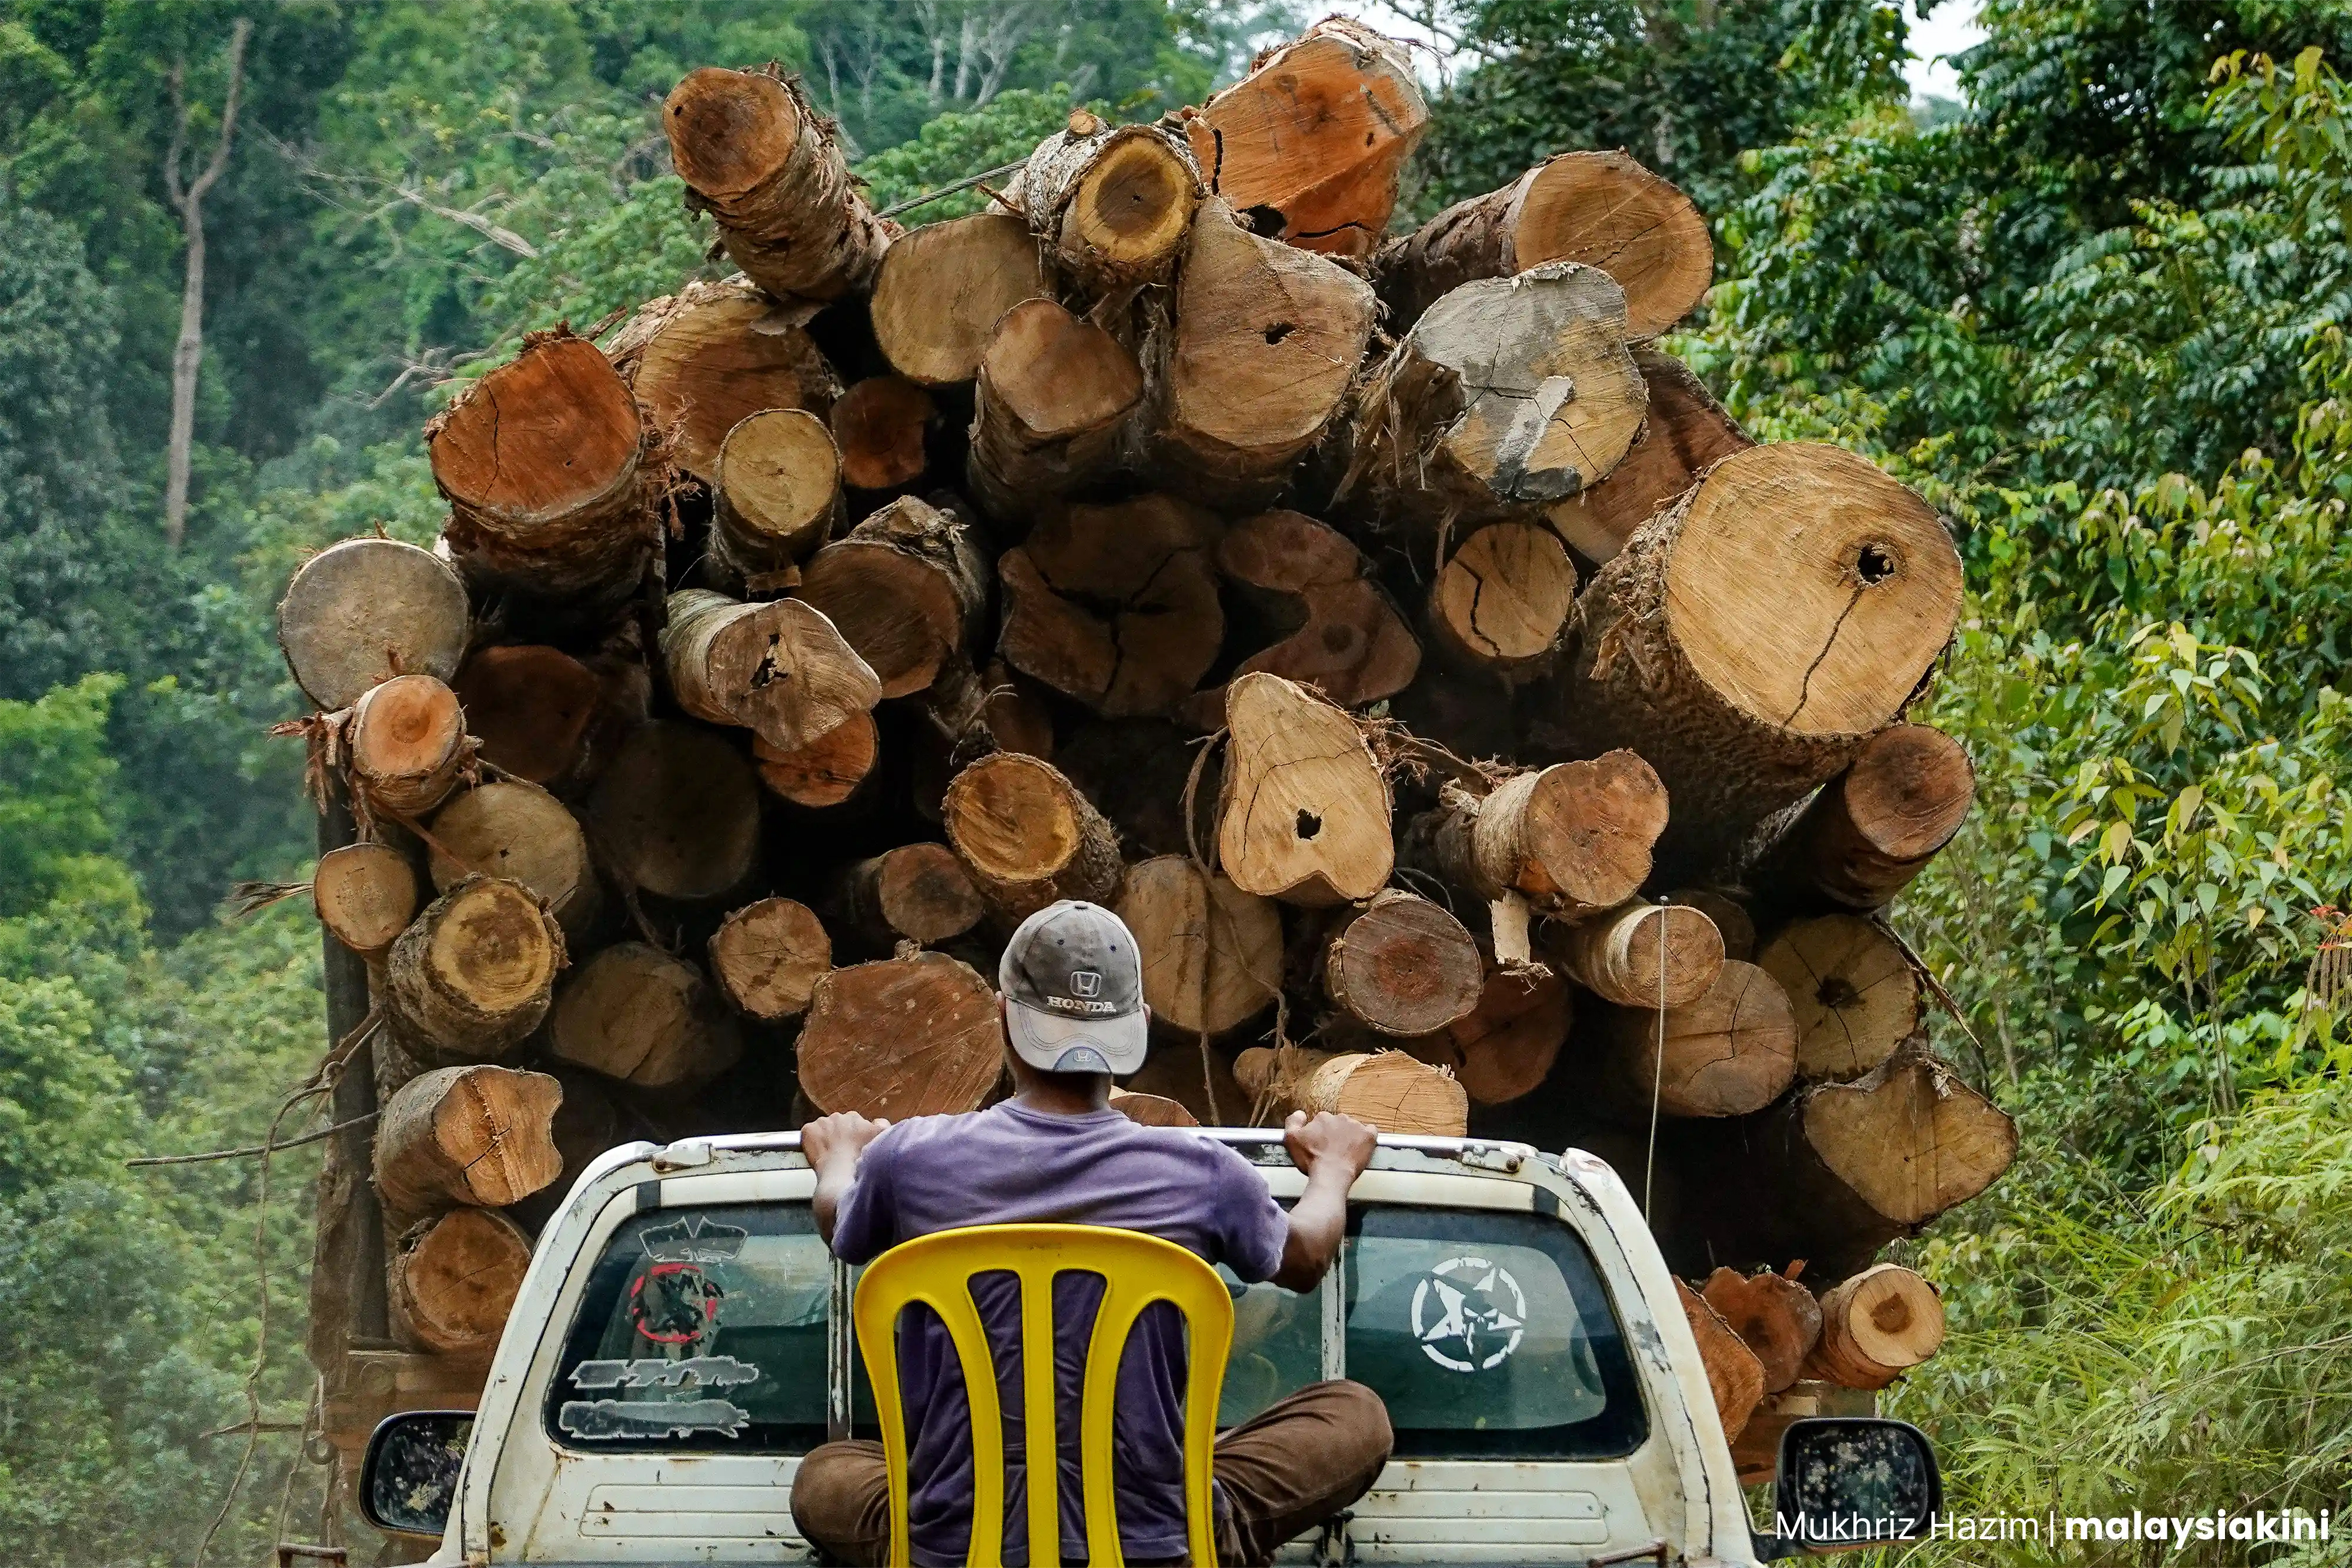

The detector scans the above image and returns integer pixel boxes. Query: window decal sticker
[557,1398,754,1440]
[567,1355,763,1391]
[1409,1255,1527,1372]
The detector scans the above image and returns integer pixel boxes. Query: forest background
[5,0,2352,1562]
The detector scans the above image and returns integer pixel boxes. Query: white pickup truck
[362,1129,1940,1565]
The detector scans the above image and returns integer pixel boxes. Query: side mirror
[1763,1417,1942,1556]
[360,1409,475,1539]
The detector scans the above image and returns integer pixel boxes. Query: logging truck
[356,1129,1937,1564]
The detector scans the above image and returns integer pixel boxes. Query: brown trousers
[790,1378,1393,1566]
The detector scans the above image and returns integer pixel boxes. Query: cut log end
[1805,1264,1946,1390]
[714,409,841,575]
[1117,857,1282,1038]
[373,1062,565,1221]
[1702,1266,1824,1395]
[453,644,602,787]
[587,721,763,903]
[660,589,883,754]
[832,376,936,492]
[392,1208,532,1357]
[1803,1041,2017,1231]
[1235,1046,1468,1137]
[837,841,986,950]
[1547,347,1749,566]
[279,537,469,710]
[1756,915,1923,1082]
[997,495,1221,717]
[385,876,566,1065]
[1502,152,1713,337]
[755,713,879,808]
[943,751,1124,924]
[710,897,832,1021]
[1555,899,1726,1011]
[349,673,468,818]
[1110,1088,1200,1127]
[1218,673,1394,907]
[796,494,986,700]
[871,212,1047,386]
[314,841,419,957]
[1602,958,1795,1118]
[1213,510,1421,710]
[549,942,744,1092]
[1429,524,1579,675]
[1677,1278,1766,1440]
[1408,964,1571,1105]
[1326,891,1485,1037]
[428,780,601,941]
[798,951,1004,1119]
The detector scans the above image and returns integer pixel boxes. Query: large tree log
[313,841,419,959]
[1536,443,1964,875]
[1051,719,1203,861]
[1110,1088,1198,1128]
[1702,1266,1823,1396]
[910,658,1057,823]
[389,1208,533,1358]
[796,494,989,700]
[1749,724,1974,914]
[1218,673,1394,907]
[348,674,469,818]
[1234,1046,1467,1136]
[547,942,744,1093]
[1755,914,1923,1082]
[1408,753,1668,921]
[428,330,653,614]
[1338,261,1648,537]
[659,587,881,753]
[942,751,1124,925]
[1548,347,1750,565]
[1017,114,1202,291]
[1377,151,1713,338]
[1551,898,1726,1010]
[1802,1264,1946,1390]
[828,842,985,953]
[797,951,1003,1119]
[1178,17,1426,259]
[1115,857,1282,1038]
[662,66,891,305]
[708,896,831,1022]
[1324,891,1485,1037]
[1668,886,1757,964]
[1676,1278,1765,1442]
[870,212,1048,386]
[453,645,604,791]
[608,279,841,484]
[967,299,1145,519]
[1146,200,1376,508]
[754,713,879,809]
[586,721,762,902]
[709,409,842,587]
[1729,1382,1879,1487]
[1205,510,1421,712]
[373,1062,564,1223]
[1406,962,1571,1105]
[997,494,1221,717]
[1124,1039,1247,1126]
[278,537,469,710]
[1595,958,1796,1118]
[428,780,602,942]
[832,376,936,492]
[383,876,565,1066]
[1428,523,1581,677]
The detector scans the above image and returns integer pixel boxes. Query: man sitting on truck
[795,898,1391,1566]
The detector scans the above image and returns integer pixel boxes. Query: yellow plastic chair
[851,1223,1235,1567]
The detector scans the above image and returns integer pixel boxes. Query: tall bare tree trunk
[162,16,251,549]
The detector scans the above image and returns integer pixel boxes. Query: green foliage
[857,88,1098,220]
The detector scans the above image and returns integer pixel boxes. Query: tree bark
[382,876,566,1066]
[1547,347,1749,566]
[659,587,882,754]
[278,537,469,710]
[428,780,603,942]
[1748,724,1974,914]
[708,896,831,1022]
[1535,443,1963,877]
[547,942,745,1093]
[1145,199,1375,509]
[967,299,1146,519]
[161,17,251,547]
[1203,510,1420,713]
[1802,1264,1946,1390]
[663,66,892,305]
[452,645,604,790]
[1217,673,1394,907]
[389,1207,533,1358]
[828,842,985,953]
[1406,962,1571,1105]
[1337,261,1648,537]
[348,674,470,818]
[1376,151,1713,339]
[832,376,937,493]
[1551,898,1724,1009]
[586,721,763,902]
[1428,523,1581,677]
[429,329,654,617]
[942,751,1124,925]
[870,212,1048,386]
[1017,115,1202,291]
[1676,1278,1765,1442]
[1324,891,1485,1037]
[1115,857,1282,1038]
[997,494,1222,716]
[1178,16,1426,260]
[1407,753,1668,920]
[710,409,843,589]
[373,1062,565,1225]
[797,494,990,699]
[1702,1266,1823,1395]
[754,713,879,809]
[313,841,419,959]
[1594,958,1795,1117]
[1755,914,1923,1082]
[607,278,841,484]
[1233,1046,1467,1136]
[797,951,1004,1119]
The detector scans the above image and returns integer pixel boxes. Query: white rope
[1643,897,1669,1220]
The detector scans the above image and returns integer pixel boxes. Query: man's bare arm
[803,1111,888,1244]
[1271,1111,1377,1292]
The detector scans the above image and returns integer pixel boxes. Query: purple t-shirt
[830,1101,1289,1566]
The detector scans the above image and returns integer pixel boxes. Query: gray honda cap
[998,900,1149,1074]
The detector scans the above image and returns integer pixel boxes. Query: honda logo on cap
[1071,971,1102,997]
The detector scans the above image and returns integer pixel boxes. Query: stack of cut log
[289,18,2009,1455]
